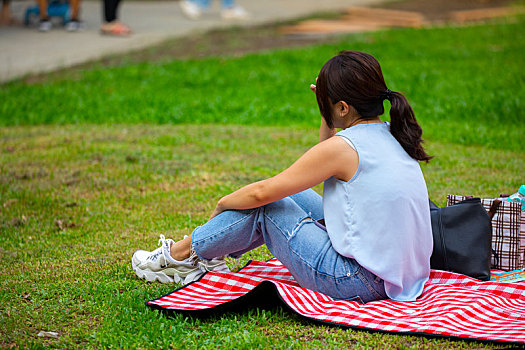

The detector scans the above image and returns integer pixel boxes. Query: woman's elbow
[252,182,272,205]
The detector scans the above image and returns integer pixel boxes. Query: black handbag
[429,197,500,281]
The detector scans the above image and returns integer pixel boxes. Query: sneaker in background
[221,6,250,21]
[38,18,51,32]
[65,19,84,32]
[180,0,202,20]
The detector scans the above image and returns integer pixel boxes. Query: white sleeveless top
[322,122,433,301]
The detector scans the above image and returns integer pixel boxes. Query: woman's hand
[311,79,336,142]
[310,76,318,94]
[209,202,225,221]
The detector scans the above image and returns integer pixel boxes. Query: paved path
[0,0,386,82]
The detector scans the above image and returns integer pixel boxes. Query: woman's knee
[288,189,323,220]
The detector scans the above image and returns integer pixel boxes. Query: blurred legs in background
[0,0,16,26]
[37,0,83,31]
[100,0,131,36]
[180,0,249,20]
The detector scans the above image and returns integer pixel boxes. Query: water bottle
[507,184,525,211]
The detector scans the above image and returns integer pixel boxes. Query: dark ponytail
[387,90,432,163]
[316,51,432,163]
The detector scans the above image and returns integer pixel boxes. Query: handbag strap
[492,250,500,270]
[487,200,501,220]
[488,200,502,269]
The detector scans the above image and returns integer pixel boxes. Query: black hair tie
[381,89,393,101]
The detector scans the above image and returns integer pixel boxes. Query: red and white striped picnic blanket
[147,259,525,344]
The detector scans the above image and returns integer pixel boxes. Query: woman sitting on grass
[132,51,433,303]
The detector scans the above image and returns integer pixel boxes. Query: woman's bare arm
[209,136,357,219]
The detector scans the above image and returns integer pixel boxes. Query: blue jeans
[191,189,387,303]
[188,0,235,9]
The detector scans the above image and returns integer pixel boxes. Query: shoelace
[154,234,200,266]
[145,234,170,267]
[158,234,168,247]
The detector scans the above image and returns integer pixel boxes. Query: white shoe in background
[65,20,84,32]
[180,0,202,20]
[38,19,52,32]
[221,6,250,21]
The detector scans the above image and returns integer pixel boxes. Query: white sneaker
[132,235,231,284]
[221,6,250,21]
[132,234,201,284]
[65,20,84,32]
[180,0,202,20]
[38,19,52,32]
[184,235,230,274]
[197,257,230,273]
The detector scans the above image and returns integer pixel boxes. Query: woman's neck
[343,116,382,129]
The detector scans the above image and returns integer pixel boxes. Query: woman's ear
[337,101,350,118]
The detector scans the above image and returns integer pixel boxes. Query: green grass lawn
[2,16,525,152]
[1,16,525,349]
